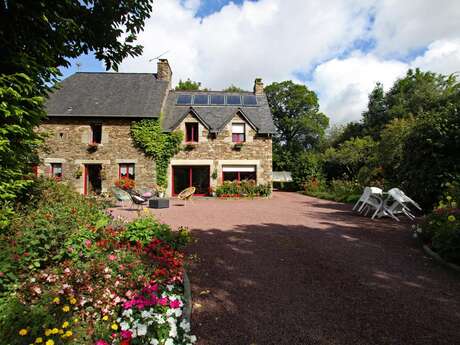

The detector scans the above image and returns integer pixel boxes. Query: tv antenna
[149,50,170,62]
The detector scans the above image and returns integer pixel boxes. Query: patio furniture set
[353,187,421,221]
[110,186,196,209]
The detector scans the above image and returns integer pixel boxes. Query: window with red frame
[51,163,62,180]
[185,123,199,142]
[232,123,245,142]
[222,166,256,182]
[119,163,135,180]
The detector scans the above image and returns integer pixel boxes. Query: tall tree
[265,81,329,155]
[222,85,245,92]
[362,83,387,138]
[175,79,208,91]
[0,0,154,227]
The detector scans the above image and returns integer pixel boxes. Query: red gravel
[111,192,460,345]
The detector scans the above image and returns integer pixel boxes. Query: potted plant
[87,142,98,153]
[184,143,197,151]
[114,178,135,191]
[74,166,83,179]
[233,143,243,151]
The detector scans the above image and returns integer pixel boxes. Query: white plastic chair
[353,187,383,219]
[380,188,421,221]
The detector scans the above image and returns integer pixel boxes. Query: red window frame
[119,163,135,180]
[232,123,245,143]
[50,163,62,181]
[222,168,256,183]
[185,123,199,143]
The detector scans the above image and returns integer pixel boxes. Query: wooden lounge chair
[178,187,196,207]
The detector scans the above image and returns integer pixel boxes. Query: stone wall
[38,117,155,194]
[168,112,273,195]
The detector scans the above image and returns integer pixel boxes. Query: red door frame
[172,165,210,196]
[83,165,88,195]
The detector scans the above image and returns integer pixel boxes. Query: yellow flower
[73,318,79,323]
[448,215,456,222]
[45,340,54,345]
[62,321,69,328]
[19,329,28,336]
[52,297,60,304]
[63,330,73,338]
[58,329,64,334]
[69,297,77,305]
[62,305,70,312]
[51,328,59,334]
[102,315,109,321]
[111,323,118,330]
[44,329,52,336]
[35,338,43,344]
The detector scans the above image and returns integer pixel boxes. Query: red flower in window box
[87,142,98,152]
[114,178,135,191]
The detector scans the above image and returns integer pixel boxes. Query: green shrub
[419,182,460,264]
[303,178,361,204]
[215,181,272,197]
[117,214,191,249]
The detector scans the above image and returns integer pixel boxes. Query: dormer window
[91,124,102,144]
[232,123,245,143]
[185,123,199,142]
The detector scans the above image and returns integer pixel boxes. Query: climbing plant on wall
[130,118,183,188]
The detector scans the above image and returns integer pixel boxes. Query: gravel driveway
[113,192,460,345]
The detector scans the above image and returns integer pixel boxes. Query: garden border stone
[183,270,192,323]
[422,244,460,273]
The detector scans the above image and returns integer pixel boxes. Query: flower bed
[415,182,460,266]
[0,179,195,345]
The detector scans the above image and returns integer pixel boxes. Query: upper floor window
[232,123,245,143]
[91,124,102,144]
[51,163,62,180]
[119,163,135,180]
[185,123,199,142]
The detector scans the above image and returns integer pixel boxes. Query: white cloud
[116,0,460,125]
[411,39,460,76]
[119,0,374,89]
[310,52,408,123]
[371,0,460,55]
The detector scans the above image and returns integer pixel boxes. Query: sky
[62,0,460,124]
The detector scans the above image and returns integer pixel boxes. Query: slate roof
[46,72,169,118]
[162,91,276,134]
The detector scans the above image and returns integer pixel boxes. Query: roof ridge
[75,72,157,75]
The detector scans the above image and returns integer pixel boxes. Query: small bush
[215,181,272,198]
[303,178,361,204]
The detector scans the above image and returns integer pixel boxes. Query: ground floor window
[172,165,210,195]
[119,163,135,180]
[222,165,256,182]
[50,163,62,180]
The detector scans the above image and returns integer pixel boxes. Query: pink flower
[170,299,180,309]
[95,340,110,345]
[108,254,116,261]
[158,297,168,306]
[121,330,132,340]
[85,239,92,248]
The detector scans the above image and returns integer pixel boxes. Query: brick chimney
[254,78,264,95]
[157,59,172,82]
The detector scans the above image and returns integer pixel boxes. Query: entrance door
[84,164,102,195]
[173,166,210,195]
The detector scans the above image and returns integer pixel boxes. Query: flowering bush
[417,182,460,265]
[0,179,195,345]
[215,181,271,198]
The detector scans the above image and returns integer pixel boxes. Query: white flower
[165,338,174,345]
[180,319,190,332]
[137,323,148,336]
[141,310,152,318]
[120,321,130,331]
[122,309,133,317]
[190,335,197,343]
[169,323,177,338]
[174,309,182,317]
[150,339,159,345]
[166,284,174,291]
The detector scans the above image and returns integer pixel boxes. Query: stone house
[40,59,275,196]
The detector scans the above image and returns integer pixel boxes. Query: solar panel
[226,95,241,105]
[243,95,257,106]
[193,94,209,105]
[210,94,225,105]
[176,94,192,105]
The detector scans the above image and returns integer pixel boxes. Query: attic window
[91,124,102,144]
[232,123,245,143]
[185,123,199,142]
